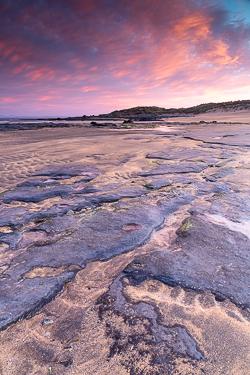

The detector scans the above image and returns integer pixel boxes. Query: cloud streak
[1,0,250,115]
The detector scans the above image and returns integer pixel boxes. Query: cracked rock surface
[1,123,250,374]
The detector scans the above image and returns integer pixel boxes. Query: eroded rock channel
[0,123,250,374]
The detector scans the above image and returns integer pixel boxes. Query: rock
[146,149,203,161]
[17,179,60,188]
[1,121,249,373]
[211,167,234,180]
[126,213,250,305]
[96,276,204,373]
[139,162,208,177]
[123,119,133,124]
[0,272,76,331]
[90,122,117,127]
[0,190,194,331]
[66,210,74,216]
[195,182,230,195]
[34,165,100,180]
[144,179,172,189]
[1,186,73,204]
[0,165,100,205]
[42,318,54,326]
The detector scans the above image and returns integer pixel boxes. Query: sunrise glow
[1,0,250,116]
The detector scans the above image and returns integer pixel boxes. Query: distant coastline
[1,99,250,123]
[1,99,250,131]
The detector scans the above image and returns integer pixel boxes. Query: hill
[98,100,250,118]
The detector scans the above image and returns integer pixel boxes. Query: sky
[1,0,250,116]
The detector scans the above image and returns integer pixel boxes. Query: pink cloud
[1,0,250,116]
[0,97,21,103]
[40,96,52,101]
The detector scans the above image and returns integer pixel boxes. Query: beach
[0,118,250,374]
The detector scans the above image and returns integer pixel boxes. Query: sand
[0,116,250,374]
[164,110,250,123]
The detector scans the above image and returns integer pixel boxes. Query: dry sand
[164,110,250,123]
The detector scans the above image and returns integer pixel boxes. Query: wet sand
[0,120,250,374]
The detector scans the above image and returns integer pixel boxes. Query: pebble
[42,318,54,326]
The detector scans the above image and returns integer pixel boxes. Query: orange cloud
[173,12,212,40]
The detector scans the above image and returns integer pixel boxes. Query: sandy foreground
[0,119,250,374]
